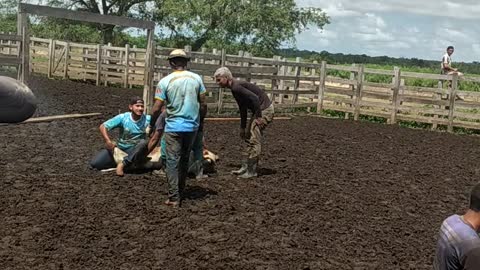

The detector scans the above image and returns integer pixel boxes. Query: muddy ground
[1,75,480,269]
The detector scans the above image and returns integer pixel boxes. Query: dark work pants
[164,132,196,202]
[90,140,149,170]
[188,130,204,176]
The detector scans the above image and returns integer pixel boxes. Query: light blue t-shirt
[155,70,206,132]
[103,112,151,151]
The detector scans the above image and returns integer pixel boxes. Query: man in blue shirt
[150,49,207,207]
[434,183,480,269]
[90,96,151,176]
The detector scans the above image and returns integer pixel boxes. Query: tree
[0,0,18,34]
[44,0,152,44]
[152,0,329,56]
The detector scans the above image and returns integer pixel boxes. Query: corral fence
[2,35,480,132]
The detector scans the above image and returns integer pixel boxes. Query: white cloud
[294,0,480,62]
[296,0,480,20]
[472,44,480,55]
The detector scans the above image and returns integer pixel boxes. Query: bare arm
[148,130,163,154]
[99,124,115,150]
[199,93,207,121]
[150,99,164,132]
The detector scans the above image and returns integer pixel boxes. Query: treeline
[0,0,329,57]
[277,49,480,75]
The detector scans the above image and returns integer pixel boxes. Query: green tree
[152,0,329,56]
[44,0,152,44]
[0,0,18,34]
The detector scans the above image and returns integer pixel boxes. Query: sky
[295,0,480,62]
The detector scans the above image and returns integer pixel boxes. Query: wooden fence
[2,36,480,132]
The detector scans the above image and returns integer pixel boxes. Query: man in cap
[434,182,480,269]
[149,49,207,207]
[214,67,274,178]
[90,96,151,176]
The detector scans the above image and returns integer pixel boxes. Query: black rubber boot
[239,158,258,179]
[231,160,248,175]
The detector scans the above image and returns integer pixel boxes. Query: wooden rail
[2,36,480,132]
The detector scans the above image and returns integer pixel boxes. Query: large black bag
[0,76,37,123]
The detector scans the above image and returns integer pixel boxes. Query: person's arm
[150,85,166,132]
[100,114,123,150]
[443,56,456,72]
[197,77,208,123]
[99,124,116,150]
[148,111,166,153]
[238,85,266,128]
[148,130,162,153]
[231,89,248,139]
[150,99,164,131]
[199,93,207,122]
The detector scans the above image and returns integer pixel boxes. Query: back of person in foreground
[434,182,480,269]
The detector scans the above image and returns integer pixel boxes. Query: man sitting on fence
[214,67,274,179]
[441,46,463,77]
[441,46,464,100]
[90,96,153,176]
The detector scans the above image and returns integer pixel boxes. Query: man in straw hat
[149,49,207,207]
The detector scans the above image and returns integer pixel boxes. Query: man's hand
[239,128,246,140]
[146,125,153,137]
[255,118,267,129]
[105,141,116,151]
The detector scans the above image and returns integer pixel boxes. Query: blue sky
[295,0,480,62]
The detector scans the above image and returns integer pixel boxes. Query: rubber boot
[231,160,247,175]
[239,158,258,179]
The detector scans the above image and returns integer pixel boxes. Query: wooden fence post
[104,42,111,86]
[432,81,443,130]
[63,42,70,79]
[244,52,252,83]
[345,64,356,119]
[316,61,327,113]
[7,32,12,55]
[184,45,191,67]
[271,55,279,93]
[96,44,102,86]
[81,47,87,81]
[293,57,301,104]
[143,29,155,114]
[47,39,54,78]
[390,67,401,124]
[17,10,30,83]
[447,74,458,132]
[270,55,280,102]
[353,65,364,121]
[217,48,226,114]
[124,44,130,88]
[278,58,287,104]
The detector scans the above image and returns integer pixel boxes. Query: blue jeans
[90,140,149,170]
[164,132,196,202]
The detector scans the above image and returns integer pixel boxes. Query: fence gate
[0,33,27,83]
